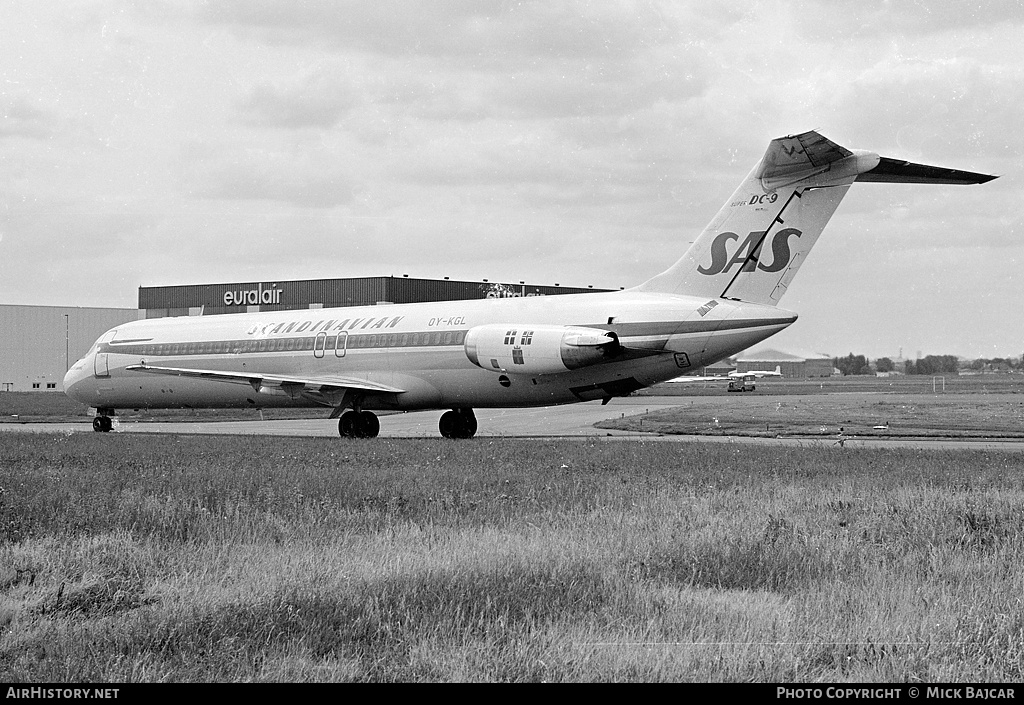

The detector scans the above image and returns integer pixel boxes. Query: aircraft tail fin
[635,130,996,305]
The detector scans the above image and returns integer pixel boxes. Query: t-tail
[636,130,996,305]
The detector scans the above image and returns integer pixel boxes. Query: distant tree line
[830,353,1023,376]
[904,355,960,375]
[833,353,871,376]
[968,357,1023,372]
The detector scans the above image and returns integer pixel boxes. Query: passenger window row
[107,330,468,356]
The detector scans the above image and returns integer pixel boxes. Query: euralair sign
[223,283,283,306]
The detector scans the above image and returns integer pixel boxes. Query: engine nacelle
[464,324,620,375]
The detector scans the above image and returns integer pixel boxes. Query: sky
[1,0,1021,361]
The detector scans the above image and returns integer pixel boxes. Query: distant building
[139,275,612,318]
[698,361,737,377]
[0,305,143,392]
[735,348,833,378]
[2,276,614,392]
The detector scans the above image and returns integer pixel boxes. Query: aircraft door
[92,329,117,378]
[94,353,110,378]
[316,331,349,359]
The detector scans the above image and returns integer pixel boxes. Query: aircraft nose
[63,358,92,403]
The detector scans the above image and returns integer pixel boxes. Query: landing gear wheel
[92,416,112,433]
[439,409,477,439]
[460,410,478,438]
[339,411,356,437]
[338,410,380,438]
[357,410,380,438]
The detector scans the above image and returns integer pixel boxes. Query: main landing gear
[92,409,114,432]
[439,408,478,439]
[337,407,479,439]
[338,410,380,438]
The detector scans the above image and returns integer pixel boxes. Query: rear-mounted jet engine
[464,324,620,375]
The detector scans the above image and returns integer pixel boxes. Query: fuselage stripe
[99,316,792,358]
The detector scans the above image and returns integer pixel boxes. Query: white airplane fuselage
[63,130,994,437]
[63,291,795,412]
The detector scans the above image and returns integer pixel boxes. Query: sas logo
[698,228,802,276]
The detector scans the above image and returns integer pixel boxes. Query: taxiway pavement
[3,396,1024,451]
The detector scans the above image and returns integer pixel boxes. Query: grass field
[0,391,330,424]
[3,432,1024,682]
[608,374,1024,440]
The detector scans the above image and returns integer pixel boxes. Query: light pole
[64,314,69,374]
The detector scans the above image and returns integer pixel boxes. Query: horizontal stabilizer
[857,156,997,184]
[636,130,997,305]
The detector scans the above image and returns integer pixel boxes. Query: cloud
[831,56,1024,154]
[198,1,693,59]
[794,0,1024,40]
[202,2,718,122]
[0,96,56,140]
[1,1,1020,356]
[177,142,357,208]
[236,71,358,129]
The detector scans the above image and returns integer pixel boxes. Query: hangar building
[0,305,143,392]
[2,276,612,392]
[139,275,610,318]
[735,348,834,378]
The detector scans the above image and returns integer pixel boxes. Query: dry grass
[2,433,1024,681]
[604,381,1024,438]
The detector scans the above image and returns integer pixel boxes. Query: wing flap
[125,363,405,395]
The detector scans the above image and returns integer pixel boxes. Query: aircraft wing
[731,366,783,378]
[665,375,727,384]
[125,363,405,406]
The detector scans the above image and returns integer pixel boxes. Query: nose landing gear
[92,409,114,432]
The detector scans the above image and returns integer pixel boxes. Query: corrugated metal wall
[0,305,143,392]
[139,276,612,316]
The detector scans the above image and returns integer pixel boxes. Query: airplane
[735,365,783,380]
[667,364,783,383]
[666,364,783,392]
[63,130,996,438]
